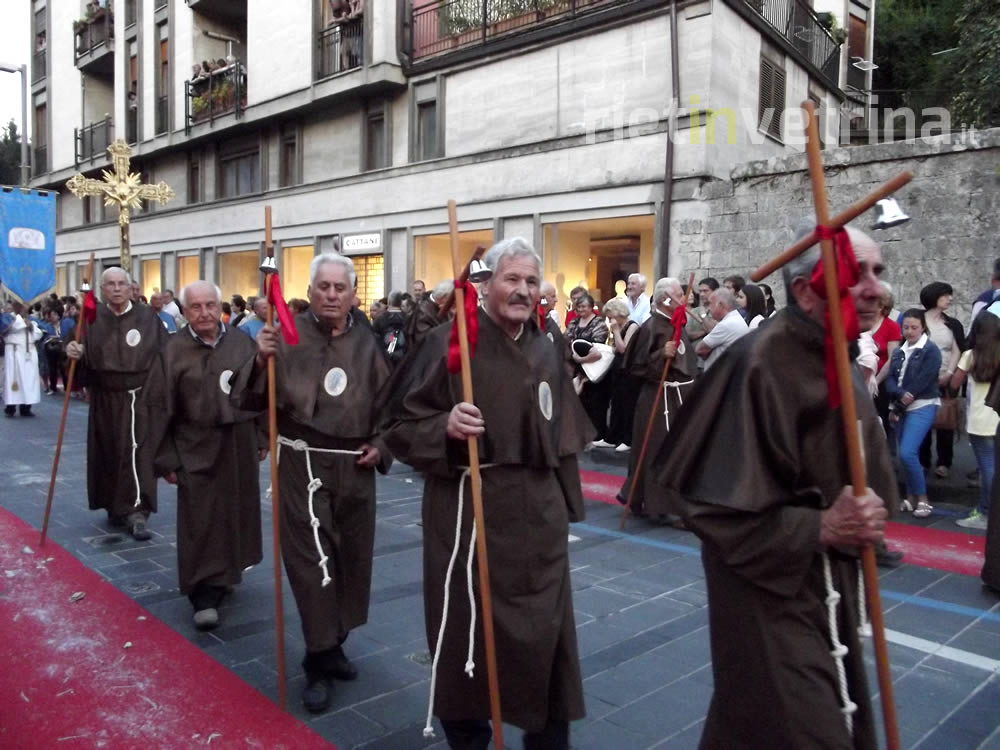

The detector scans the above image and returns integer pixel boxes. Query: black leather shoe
[875,547,904,568]
[130,520,153,541]
[328,645,358,681]
[302,677,333,713]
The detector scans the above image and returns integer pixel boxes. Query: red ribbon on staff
[810,225,860,408]
[267,274,299,346]
[447,281,479,374]
[670,305,687,345]
[82,289,97,325]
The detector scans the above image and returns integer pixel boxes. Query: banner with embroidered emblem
[0,186,56,304]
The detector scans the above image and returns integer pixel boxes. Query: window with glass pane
[189,154,200,203]
[56,266,67,296]
[220,151,259,198]
[281,245,314,299]
[141,258,161,300]
[365,104,386,171]
[279,131,298,187]
[218,250,260,301]
[352,253,385,315]
[177,254,200,290]
[417,100,438,161]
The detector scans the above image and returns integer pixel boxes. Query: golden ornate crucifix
[65,139,175,275]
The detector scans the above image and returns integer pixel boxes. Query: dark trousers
[606,370,639,446]
[920,428,954,469]
[579,376,613,441]
[441,719,569,750]
[45,349,65,391]
[188,582,226,611]
[4,405,32,416]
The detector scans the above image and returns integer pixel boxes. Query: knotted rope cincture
[276,435,363,588]
[128,387,142,508]
[822,552,860,735]
[857,564,871,638]
[423,464,498,739]
[661,379,694,432]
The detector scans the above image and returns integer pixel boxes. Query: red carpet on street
[0,508,332,749]
[580,468,987,576]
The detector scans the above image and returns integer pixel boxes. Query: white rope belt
[276,435,363,588]
[822,551,867,736]
[423,463,499,739]
[128,387,142,508]
[662,379,694,432]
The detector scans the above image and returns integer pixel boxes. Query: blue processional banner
[0,186,57,305]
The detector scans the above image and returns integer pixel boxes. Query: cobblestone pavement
[2,394,999,749]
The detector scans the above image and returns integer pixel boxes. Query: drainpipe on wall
[659,0,680,278]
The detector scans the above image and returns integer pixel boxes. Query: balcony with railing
[75,117,113,165]
[33,146,47,177]
[317,18,365,79]
[185,61,247,133]
[742,0,840,88]
[74,8,115,76]
[407,0,617,61]
[186,0,247,24]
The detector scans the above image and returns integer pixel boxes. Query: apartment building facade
[29,0,853,311]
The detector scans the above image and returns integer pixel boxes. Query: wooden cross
[750,100,910,750]
[66,139,175,276]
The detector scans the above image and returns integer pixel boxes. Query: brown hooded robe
[382,310,593,733]
[155,326,264,595]
[654,307,898,750]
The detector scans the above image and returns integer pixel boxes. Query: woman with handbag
[919,282,964,478]
[950,312,1000,529]
[565,293,611,444]
[887,309,943,518]
[601,298,641,451]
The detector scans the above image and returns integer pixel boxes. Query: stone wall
[680,128,1000,326]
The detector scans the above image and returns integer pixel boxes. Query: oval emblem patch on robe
[324,367,347,397]
[125,329,141,347]
[538,381,553,421]
[219,369,233,395]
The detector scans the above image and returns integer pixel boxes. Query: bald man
[66,267,169,540]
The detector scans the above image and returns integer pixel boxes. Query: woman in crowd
[736,284,768,330]
[601,298,641,452]
[759,283,776,317]
[565,293,611,443]
[950,312,1000,529]
[919,282,964,478]
[872,284,903,439]
[887,308,943,518]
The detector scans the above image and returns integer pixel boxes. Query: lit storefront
[140,257,161,300]
[177,253,200,293]
[413,229,494,291]
[341,232,385,315]
[217,249,261,301]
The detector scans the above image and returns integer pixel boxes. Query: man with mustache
[383,237,593,750]
[229,253,392,713]
[654,223,896,748]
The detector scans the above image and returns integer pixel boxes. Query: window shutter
[772,66,786,139]
[758,58,774,133]
[758,57,785,140]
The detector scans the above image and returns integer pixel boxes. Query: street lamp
[0,61,29,187]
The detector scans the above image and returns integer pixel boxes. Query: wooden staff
[40,253,95,546]
[447,200,503,749]
[438,244,487,321]
[262,206,288,709]
[757,101,900,749]
[619,272,695,531]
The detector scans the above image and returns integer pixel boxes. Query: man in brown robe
[230,253,391,714]
[155,281,265,631]
[66,268,168,541]
[617,277,696,521]
[654,225,895,749]
[407,280,449,351]
[382,237,592,750]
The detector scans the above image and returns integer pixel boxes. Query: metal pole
[19,64,28,185]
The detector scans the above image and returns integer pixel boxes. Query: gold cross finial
[66,139,175,275]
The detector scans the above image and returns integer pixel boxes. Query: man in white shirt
[626,273,651,325]
[696,288,748,371]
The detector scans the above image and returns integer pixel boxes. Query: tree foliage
[949,0,1000,127]
[0,119,22,186]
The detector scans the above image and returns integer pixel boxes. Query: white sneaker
[615,443,631,452]
[956,510,988,530]
[193,608,219,630]
[913,500,933,518]
[900,499,914,513]
[591,439,615,449]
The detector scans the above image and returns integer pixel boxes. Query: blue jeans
[970,434,995,514]
[897,405,937,496]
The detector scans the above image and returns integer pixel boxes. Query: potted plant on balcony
[211,80,236,112]
[191,94,210,120]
